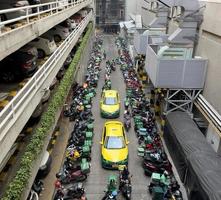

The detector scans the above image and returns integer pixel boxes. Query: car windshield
[104,136,125,149]
[104,97,117,105]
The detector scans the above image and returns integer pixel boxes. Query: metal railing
[195,94,221,133]
[0,0,92,35]
[0,11,93,141]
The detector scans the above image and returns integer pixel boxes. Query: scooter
[56,169,87,184]
[119,179,132,200]
[143,159,172,176]
[32,179,44,194]
[54,183,86,200]
[102,175,118,200]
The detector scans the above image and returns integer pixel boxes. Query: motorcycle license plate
[112,164,118,168]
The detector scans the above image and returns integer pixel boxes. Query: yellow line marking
[48,149,53,154]
[26,127,33,133]
[0,100,9,107]
[51,140,56,145]
[19,82,26,87]
[9,91,17,96]
[8,156,16,165]
[54,131,60,136]
[0,172,8,181]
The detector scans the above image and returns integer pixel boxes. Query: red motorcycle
[143,159,172,176]
[56,169,87,184]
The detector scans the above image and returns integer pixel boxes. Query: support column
[164,89,202,115]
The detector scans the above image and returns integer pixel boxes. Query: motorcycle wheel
[148,186,153,194]
[101,195,108,200]
[63,110,70,117]
[125,193,131,200]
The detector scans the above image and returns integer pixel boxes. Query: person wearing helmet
[124,110,128,117]
[121,166,130,182]
[123,166,129,177]
[108,178,117,192]
[103,50,106,60]
[160,170,170,187]
[105,73,110,81]
[76,102,84,120]
[55,173,62,189]
[119,166,130,190]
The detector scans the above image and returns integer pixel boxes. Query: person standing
[103,50,106,60]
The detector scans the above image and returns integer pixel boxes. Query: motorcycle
[54,182,86,200]
[119,171,132,200]
[110,64,116,71]
[124,114,131,132]
[102,80,111,91]
[143,159,172,176]
[102,175,118,200]
[124,97,130,109]
[56,169,87,184]
[32,179,44,194]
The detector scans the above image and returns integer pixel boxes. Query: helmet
[163,170,169,176]
[174,190,181,196]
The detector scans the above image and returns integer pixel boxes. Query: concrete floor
[39,35,187,200]
[84,35,150,199]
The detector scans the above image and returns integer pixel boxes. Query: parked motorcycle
[54,182,86,200]
[56,169,87,184]
[32,179,44,194]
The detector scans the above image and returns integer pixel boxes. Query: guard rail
[0,0,91,35]
[0,11,93,165]
[195,94,221,133]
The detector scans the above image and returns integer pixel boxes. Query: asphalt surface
[84,35,150,199]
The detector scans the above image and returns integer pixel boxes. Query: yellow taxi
[100,121,129,169]
[100,90,120,118]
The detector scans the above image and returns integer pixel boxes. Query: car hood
[102,148,128,162]
[101,104,119,113]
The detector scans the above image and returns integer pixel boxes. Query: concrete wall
[125,0,153,26]
[206,124,221,154]
[125,0,138,20]
[195,1,221,115]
